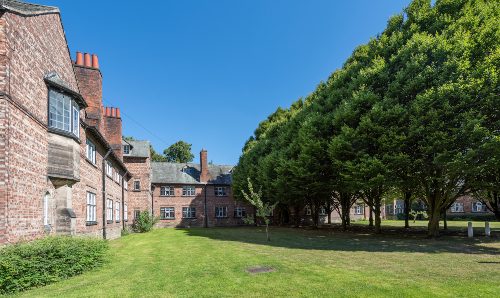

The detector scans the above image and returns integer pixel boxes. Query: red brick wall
[152,184,253,227]
[1,11,79,244]
[124,156,152,221]
[74,64,102,128]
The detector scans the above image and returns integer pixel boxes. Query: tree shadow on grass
[181,226,500,256]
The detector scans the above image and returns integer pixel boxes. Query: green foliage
[233,0,499,237]
[0,237,108,294]
[241,178,278,241]
[163,141,195,163]
[132,211,159,233]
[150,145,167,162]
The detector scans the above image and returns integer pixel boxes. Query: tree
[241,178,277,241]
[150,145,167,162]
[163,141,194,163]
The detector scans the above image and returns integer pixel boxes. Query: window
[182,185,195,196]
[48,89,80,137]
[124,178,128,190]
[214,186,227,197]
[106,161,113,177]
[106,199,113,223]
[123,145,130,155]
[319,206,327,216]
[304,206,312,216]
[182,207,196,218]
[450,202,464,213]
[86,192,97,224]
[134,180,140,191]
[160,207,175,219]
[354,205,364,215]
[115,201,120,222]
[134,209,141,220]
[114,171,121,184]
[472,201,486,213]
[215,206,228,218]
[160,186,175,196]
[86,139,96,164]
[234,207,246,218]
[43,193,50,226]
[124,204,128,222]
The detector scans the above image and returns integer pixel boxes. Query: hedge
[0,236,108,294]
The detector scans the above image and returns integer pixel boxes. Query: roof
[152,162,233,185]
[122,139,150,158]
[0,0,59,16]
[44,72,87,108]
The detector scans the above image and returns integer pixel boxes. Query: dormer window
[123,145,130,155]
[48,89,80,138]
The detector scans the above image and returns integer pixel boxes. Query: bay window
[48,89,80,138]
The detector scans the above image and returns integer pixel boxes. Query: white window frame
[160,207,175,219]
[105,161,113,177]
[160,186,175,196]
[48,89,80,137]
[182,207,196,218]
[450,202,464,213]
[304,206,312,216]
[106,199,113,222]
[123,144,130,155]
[472,201,486,213]
[124,204,128,222]
[134,180,140,191]
[214,186,227,197]
[43,193,49,226]
[124,178,128,190]
[72,106,80,137]
[182,185,196,196]
[319,206,327,216]
[115,201,120,222]
[234,207,246,218]
[86,192,97,223]
[354,205,364,215]
[215,206,228,218]
[86,139,96,164]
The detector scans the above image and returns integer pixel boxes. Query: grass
[11,223,500,298]
[354,219,500,232]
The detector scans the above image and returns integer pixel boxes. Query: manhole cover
[246,266,275,274]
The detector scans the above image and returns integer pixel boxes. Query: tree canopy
[232,0,499,237]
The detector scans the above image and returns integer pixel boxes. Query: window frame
[214,186,227,197]
[124,204,128,222]
[123,144,130,155]
[450,202,464,213]
[134,180,141,191]
[160,207,175,220]
[354,205,364,215]
[182,185,196,197]
[86,139,96,164]
[106,199,113,223]
[234,207,246,218]
[86,192,97,225]
[304,206,312,216]
[215,206,228,218]
[471,201,486,213]
[115,201,121,222]
[182,207,196,218]
[160,186,175,197]
[48,89,81,139]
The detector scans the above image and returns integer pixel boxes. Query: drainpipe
[204,183,208,228]
[102,149,112,240]
[121,171,128,231]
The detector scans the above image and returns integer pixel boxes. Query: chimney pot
[91,54,99,69]
[84,53,91,67]
[105,107,111,117]
[76,52,83,65]
[116,108,121,118]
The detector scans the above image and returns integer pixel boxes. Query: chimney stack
[200,149,209,183]
[74,51,103,128]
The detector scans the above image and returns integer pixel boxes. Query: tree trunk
[369,205,374,227]
[443,210,448,231]
[294,205,301,228]
[266,224,270,241]
[404,191,411,229]
[374,201,382,234]
[327,201,331,225]
[427,208,441,238]
[313,201,320,229]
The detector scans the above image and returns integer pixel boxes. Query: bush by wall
[0,236,108,294]
[132,211,159,233]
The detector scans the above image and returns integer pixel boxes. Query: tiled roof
[152,162,233,185]
[0,0,59,16]
[122,140,150,158]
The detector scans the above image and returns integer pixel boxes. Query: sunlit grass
[14,227,500,298]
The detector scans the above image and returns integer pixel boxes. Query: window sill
[115,221,120,223]
[106,220,113,224]
[133,189,141,192]
[215,217,228,219]
[86,221,98,226]
[85,158,98,168]
[182,217,196,219]
[160,195,174,197]
[160,218,175,220]
[48,127,81,143]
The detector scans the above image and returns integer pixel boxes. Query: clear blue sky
[43,0,411,165]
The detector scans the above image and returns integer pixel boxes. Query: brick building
[151,149,254,227]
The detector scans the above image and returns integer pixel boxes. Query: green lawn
[354,219,500,231]
[13,226,500,298]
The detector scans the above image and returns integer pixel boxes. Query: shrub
[132,211,159,233]
[0,236,108,294]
